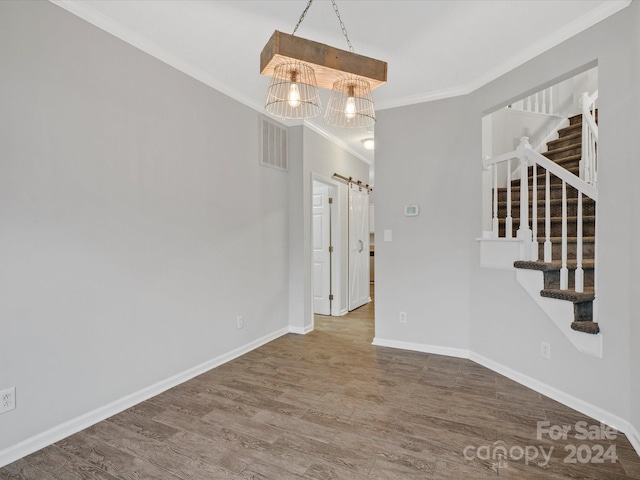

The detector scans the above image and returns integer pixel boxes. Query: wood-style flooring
[2,288,639,479]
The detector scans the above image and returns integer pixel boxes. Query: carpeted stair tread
[543,143,581,157]
[541,152,582,165]
[540,288,595,303]
[490,110,600,334]
[547,132,581,149]
[536,236,595,243]
[514,259,595,271]
[503,215,596,223]
[498,196,595,208]
[571,321,600,334]
[557,123,582,138]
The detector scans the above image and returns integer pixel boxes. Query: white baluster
[517,138,532,260]
[580,92,589,182]
[506,159,513,238]
[560,181,568,290]
[526,96,532,112]
[544,169,552,262]
[492,165,498,238]
[531,162,539,261]
[534,92,540,113]
[547,86,554,115]
[575,192,584,293]
[541,89,547,114]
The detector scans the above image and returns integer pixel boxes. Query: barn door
[348,184,370,311]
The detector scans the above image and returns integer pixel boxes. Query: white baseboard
[288,324,314,335]
[370,337,640,458]
[0,327,290,468]
[626,424,640,458]
[372,337,470,359]
[470,352,631,431]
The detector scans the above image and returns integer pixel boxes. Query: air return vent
[260,117,288,171]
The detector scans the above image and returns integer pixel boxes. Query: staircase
[496,112,600,335]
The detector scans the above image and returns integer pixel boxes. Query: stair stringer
[515,269,602,358]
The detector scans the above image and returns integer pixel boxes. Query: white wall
[629,1,640,450]
[288,126,370,331]
[375,0,639,447]
[0,0,290,461]
[375,96,473,354]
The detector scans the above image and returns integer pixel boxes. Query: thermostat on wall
[404,205,419,216]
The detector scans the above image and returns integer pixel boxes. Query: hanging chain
[292,0,355,53]
[292,0,314,36]
[330,0,354,52]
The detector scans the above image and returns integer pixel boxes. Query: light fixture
[265,62,322,119]
[362,137,375,151]
[260,0,387,124]
[324,77,376,128]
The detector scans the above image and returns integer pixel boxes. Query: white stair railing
[484,137,598,294]
[580,91,598,187]
[511,86,556,115]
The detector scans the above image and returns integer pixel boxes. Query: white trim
[48,0,372,168]
[627,425,640,459]
[49,0,263,113]
[304,121,372,165]
[375,85,470,111]
[0,326,289,468]
[470,352,638,447]
[288,325,314,335]
[372,337,470,359]
[377,0,630,111]
[369,337,639,457]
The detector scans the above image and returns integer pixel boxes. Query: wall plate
[404,205,419,216]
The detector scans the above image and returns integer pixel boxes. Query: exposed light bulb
[345,96,356,119]
[344,84,357,119]
[288,82,301,108]
[287,70,301,108]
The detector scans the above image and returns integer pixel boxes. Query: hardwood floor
[2,289,639,479]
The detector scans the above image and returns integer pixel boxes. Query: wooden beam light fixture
[260,0,387,125]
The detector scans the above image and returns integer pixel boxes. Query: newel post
[516,137,533,260]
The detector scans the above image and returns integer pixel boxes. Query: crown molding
[303,121,373,166]
[377,0,631,111]
[49,0,265,113]
[49,0,372,167]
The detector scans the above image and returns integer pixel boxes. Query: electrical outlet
[399,312,407,324]
[0,387,16,414]
[540,342,551,360]
[236,315,244,329]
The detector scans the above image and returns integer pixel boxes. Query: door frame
[310,174,341,322]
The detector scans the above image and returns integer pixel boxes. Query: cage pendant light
[324,77,376,128]
[265,62,322,119]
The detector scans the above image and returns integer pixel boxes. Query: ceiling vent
[260,117,288,171]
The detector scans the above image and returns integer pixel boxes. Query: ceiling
[52,0,629,166]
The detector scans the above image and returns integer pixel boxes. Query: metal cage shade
[324,77,376,128]
[265,62,322,119]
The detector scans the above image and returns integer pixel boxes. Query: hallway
[2,293,639,479]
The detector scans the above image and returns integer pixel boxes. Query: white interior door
[312,183,332,315]
[348,184,370,311]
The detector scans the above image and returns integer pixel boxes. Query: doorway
[312,179,334,315]
[348,182,371,311]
